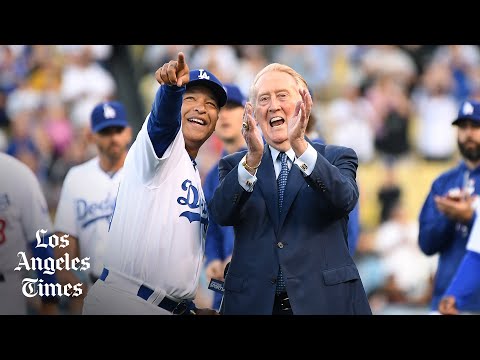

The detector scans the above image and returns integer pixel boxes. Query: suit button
[277,242,284,249]
[271,279,277,284]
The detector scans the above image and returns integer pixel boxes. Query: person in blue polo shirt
[419,99,480,314]
[203,83,246,311]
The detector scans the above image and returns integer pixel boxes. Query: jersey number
[0,218,5,245]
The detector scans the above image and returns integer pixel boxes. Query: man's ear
[86,129,95,144]
[125,126,133,143]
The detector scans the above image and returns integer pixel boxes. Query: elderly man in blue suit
[208,62,371,315]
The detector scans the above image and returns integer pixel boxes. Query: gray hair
[249,63,308,106]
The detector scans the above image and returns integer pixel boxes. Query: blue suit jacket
[208,140,372,315]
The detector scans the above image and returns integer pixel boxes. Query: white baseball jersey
[54,157,123,278]
[467,207,480,254]
[104,115,208,300]
[0,153,53,314]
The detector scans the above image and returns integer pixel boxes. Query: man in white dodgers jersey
[439,205,480,315]
[82,52,227,315]
[53,101,132,314]
[0,153,57,314]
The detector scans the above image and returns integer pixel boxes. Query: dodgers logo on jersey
[198,69,210,80]
[76,193,116,229]
[177,179,208,230]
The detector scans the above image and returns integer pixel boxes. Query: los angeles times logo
[14,229,91,298]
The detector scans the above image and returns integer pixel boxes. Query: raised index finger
[177,52,185,68]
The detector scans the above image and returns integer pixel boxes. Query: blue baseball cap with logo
[452,99,480,125]
[224,83,246,107]
[187,69,227,108]
[91,101,129,133]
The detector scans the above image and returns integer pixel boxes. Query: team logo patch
[177,179,208,228]
[198,69,210,80]
[103,104,116,119]
[462,102,474,116]
[76,193,116,229]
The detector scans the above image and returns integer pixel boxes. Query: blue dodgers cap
[187,69,227,108]
[452,100,480,125]
[224,83,246,107]
[91,101,129,133]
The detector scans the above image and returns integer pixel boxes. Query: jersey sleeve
[53,169,78,237]
[466,208,480,253]
[444,251,480,310]
[418,179,456,255]
[20,167,53,243]
[126,112,186,186]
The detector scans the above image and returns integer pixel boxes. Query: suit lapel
[278,165,305,228]
[255,147,280,232]
[278,137,317,229]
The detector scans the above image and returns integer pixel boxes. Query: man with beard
[53,101,132,314]
[419,99,480,314]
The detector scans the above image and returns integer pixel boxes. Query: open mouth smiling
[270,116,285,127]
[187,118,206,126]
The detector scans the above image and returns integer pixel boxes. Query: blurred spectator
[6,94,43,175]
[0,90,10,128]
[40,95,73,158]
[273,45,331,96]
[233,45,269,97]
[0,128,7,151]
[0,45,31,95]
[371,201,437,314]
[412,61,458,161]
[399,46,437,82]
[367,75,412,165]
[59,45,116,129]
[190,45,239,83]
[325,76,376,163]
[27,45,63,94]
[142,45,193,75]
[431,45,480,102]
[377,164,402,224]
[360,45,417,91]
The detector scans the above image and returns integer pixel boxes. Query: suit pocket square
[322,264,360,286]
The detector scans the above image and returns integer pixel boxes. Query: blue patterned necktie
[276,152,289,294]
